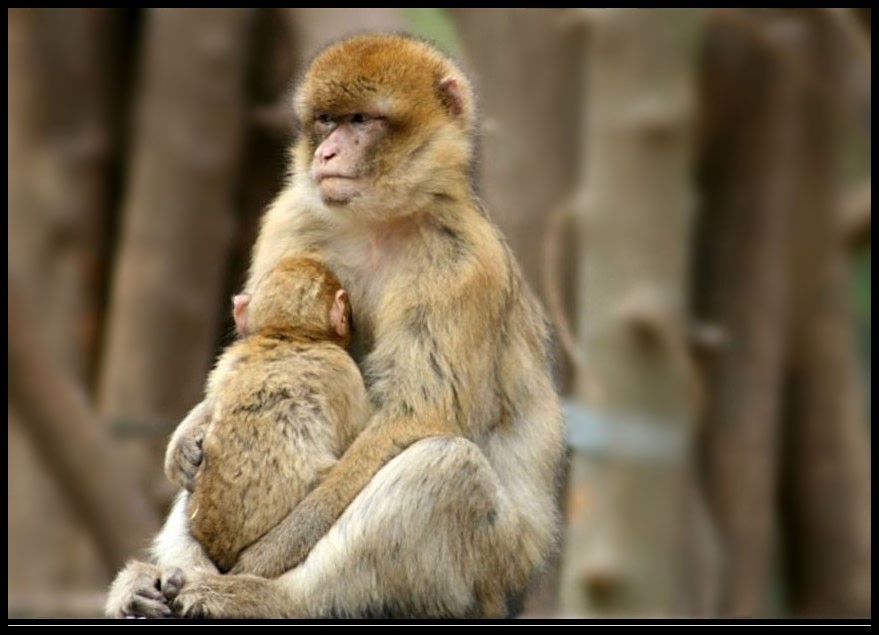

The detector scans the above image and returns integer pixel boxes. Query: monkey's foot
[162,567,293,618]
[161,567,216,618]
[105,560,174,618]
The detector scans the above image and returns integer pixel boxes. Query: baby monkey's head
[237,257,351,347]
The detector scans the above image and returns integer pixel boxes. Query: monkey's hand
[164,401,209,491]
[105,560,174,619]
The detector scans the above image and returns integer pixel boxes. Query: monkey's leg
[168,437,536,618]
[152,491,218,572]
[106,492,217,618]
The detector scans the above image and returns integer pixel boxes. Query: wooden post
[559,8,710,615]
[695,12,806,616]
[9,284,161,573]
[8,7,122,594]
[97,10,253,484]
[782,10,871,617]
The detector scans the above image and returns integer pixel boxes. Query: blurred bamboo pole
[8,7,123,596]
[286,8,405,60]
[97,9,254,502]
[559,8,714,616]
[7,8,117,383]
[782,10,871,618]
[9,283,161,574]
[695,11,804,616]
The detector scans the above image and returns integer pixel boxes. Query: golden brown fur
[106,34,564,619]
[185,257,368,572]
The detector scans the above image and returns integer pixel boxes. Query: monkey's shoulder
[207,340,356,421]
[218,337,355,373]
[201,343,352,472]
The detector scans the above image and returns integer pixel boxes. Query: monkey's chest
[328,233,410,352]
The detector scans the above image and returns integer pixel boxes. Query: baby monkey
[180,256,370,573]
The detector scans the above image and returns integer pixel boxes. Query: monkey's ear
[438,75,467,119]
[232,293,252,337]
[332,289,350,338]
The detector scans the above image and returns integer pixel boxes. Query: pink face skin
[232,289,350,340]
[310,114,388,206]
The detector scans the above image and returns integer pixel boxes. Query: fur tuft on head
[291,34,478,222]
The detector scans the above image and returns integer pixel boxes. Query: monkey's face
[293,35,476,221]
[310,113,389,207]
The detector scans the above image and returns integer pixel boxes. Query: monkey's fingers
[181,436,204,466]
[106,561,174,619]
[160,567,187,601]
[125,587,174,619]
[179,451,202,475]
[171,440,203,491]
[162,570,216,619]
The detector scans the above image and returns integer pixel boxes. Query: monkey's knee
[278,438,527,617]
[405,438,533,615]
[401,441,512,547]
[403,437,503,511]
[401,436,491,475]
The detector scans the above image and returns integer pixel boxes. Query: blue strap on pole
[563,399,686,463]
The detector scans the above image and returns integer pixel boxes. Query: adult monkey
[106,34,565,619]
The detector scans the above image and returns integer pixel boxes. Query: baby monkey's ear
[232,293,251,337]
[331,289,350,338]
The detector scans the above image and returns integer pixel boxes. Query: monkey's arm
[164,400,211,491]
[230,410,454,578]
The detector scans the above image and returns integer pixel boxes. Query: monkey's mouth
[317,175,365,206]
[314,172,361,183]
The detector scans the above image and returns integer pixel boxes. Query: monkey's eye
[351,113,369,125]
[314,113,335,134]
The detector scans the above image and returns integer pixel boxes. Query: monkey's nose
[317,145,339,164]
